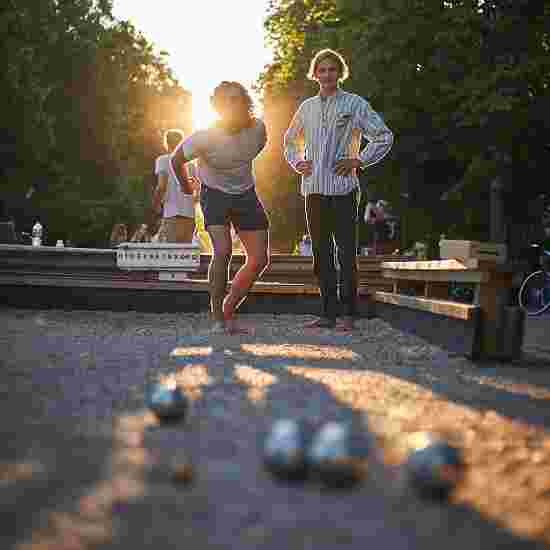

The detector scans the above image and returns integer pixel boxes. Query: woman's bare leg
[206,225,232,326]
[223,228,270,327]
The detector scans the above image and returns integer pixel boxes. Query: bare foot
[225,318,254,335]
[335,317,355,332]
[304,317,336,330]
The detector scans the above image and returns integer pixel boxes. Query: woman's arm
[185,162,201,199]
[152,174,168,214]
[169,132,204,192]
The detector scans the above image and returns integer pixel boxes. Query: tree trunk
[490,176,506,243]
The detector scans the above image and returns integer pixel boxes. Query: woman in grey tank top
[170,81,270,333]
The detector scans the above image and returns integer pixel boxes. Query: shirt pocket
[335,112,353,129]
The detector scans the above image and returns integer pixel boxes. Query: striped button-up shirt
[284,88,393,196]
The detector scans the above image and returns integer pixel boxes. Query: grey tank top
[182,119,267,195]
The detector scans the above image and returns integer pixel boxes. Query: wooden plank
[0,273,319,295]
[248,282,319,295]
[381,268,488,284]
[381,259,481,270]
[0,246,413,299]
[0,273,210,292]
[374,298,481,359]
[374,291,480,321]
[0,268,393,292]
[425,281,450,299]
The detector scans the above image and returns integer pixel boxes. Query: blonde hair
[307,49,350,82]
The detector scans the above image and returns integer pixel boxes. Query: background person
[129,223,151,243]
[153,129,198,243]
[109,223,128,248]
[169,81,270,333]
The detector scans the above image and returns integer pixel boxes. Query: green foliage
[257,0,550,251]
[1,1,191,245]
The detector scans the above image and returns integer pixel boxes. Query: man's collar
[317,88,343,100]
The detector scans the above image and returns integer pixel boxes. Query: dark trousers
[305,191,358,320]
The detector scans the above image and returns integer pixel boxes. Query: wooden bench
[0,245,402,316]
[374,259,524,360]
[190,253,407,291]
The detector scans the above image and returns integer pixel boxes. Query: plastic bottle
[31,221,43,247]
[190,232,201,269]
[299,234,312,256]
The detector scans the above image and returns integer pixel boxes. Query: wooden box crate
[439,240,507,264]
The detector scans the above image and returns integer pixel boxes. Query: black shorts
[200,185,269,231]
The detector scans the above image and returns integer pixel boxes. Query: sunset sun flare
[192,96,219,131]
[112,1,272,131]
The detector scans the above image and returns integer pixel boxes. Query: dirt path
[1,308,549,549]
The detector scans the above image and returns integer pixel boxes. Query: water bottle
[190,232,201,269]
[299,234,312,256]
[31,221,43,247]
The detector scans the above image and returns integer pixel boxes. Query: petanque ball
[147,383,189,422]
[307,421,371,488]
[263,419,309,482]
[405,435,462,499]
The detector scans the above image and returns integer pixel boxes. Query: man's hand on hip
[334,158,361,176]
[295,160,313,176]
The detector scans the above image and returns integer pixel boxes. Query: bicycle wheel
[518,270,550,316]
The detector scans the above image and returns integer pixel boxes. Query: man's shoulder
[296,95,319,109]
[338,90,369,105]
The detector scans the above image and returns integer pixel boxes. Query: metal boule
[307,421,371,488]
[147,382,189,422]
[404,433,462,499]
[263,418,310,482]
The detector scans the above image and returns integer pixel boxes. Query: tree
[257,0,550,254]
[1,1,192,245]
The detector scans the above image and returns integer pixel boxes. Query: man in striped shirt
[284,49,393,330]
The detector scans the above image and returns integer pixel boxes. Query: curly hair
[163,129,185,152]
[210,81,255,121]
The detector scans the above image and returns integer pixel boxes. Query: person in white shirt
[284,49,393,330]
[153,129,198,243]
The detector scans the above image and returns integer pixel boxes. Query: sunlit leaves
[258,0,550,248]
[1,0,191,245]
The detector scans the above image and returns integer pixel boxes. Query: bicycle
[518,246,550,316]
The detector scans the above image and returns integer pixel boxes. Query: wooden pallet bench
[374,259,524,360]
[0,245,402,316]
